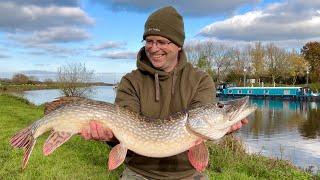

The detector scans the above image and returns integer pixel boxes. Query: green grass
[0,94,318,179]
[0,94,123,179]
[0,84,60,92]
[0,82,114,93]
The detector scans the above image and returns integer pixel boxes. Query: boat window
[238,90,242,94]
[264,90,269,94]
[248,90,252,94]
[284,90,290,95]
[228,90,232,94]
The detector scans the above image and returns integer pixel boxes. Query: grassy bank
[0,82,114,93]
[0,94,318,179]
[0,94,122,179]
[0,83,61,92]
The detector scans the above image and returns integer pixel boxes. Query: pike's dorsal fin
[10,127,36,169]
[43,131,73,156]
[188,141,209,172]
[44,96,87,115]
[108,144,127,170]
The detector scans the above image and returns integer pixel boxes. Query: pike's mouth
[218,97,249,121]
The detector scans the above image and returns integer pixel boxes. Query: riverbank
[0,94,318,179]
[0,82,115,93]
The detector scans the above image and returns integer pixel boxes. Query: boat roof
[227,87,302,89]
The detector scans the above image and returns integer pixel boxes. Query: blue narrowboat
[216,83,320,101]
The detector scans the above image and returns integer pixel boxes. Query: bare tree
[225,48,252,84]
[248,42,266,83]
[185,41,215,78]
[185,41,237,83]
[57,63,94,97]
[185,43,202,65]
[210,44,235,83]
[265,43,287,85]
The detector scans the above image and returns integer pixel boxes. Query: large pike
[10,96,256,172]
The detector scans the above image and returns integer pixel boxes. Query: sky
[0,0,320,75]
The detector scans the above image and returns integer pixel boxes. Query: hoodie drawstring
[172,69,177,95]
[155,72,160,101]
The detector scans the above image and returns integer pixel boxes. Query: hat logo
[148,27,160,32]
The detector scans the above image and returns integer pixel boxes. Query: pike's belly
[115,130,199,157]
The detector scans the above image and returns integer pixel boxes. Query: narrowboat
[216,83,320,101]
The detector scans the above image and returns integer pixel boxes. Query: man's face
[144,35,181,72]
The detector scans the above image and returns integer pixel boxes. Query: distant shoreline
[0,82,116,93]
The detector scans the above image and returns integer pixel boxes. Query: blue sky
[0,0,320,75]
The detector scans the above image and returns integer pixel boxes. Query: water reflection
[236,98,320,173]
[244,99,320,139]
[299,109,320,139]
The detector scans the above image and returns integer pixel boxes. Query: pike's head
[187,96,256,140]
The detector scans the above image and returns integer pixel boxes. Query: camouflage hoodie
[115,47,215,179]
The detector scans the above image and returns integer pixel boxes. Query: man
[81,6,247,180]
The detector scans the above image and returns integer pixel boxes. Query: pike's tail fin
[10,127,36,169]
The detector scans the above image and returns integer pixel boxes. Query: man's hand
[80,120,114,141]
[227,118,249,133]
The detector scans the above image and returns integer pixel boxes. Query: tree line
[184,41,320,86]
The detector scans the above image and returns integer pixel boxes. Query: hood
[136,47,187,101]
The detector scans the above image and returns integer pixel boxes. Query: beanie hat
[143,6,185,47]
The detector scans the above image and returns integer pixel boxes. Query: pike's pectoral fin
[188,141,209,172]
[108,143,127,170]
[43,131,73,156]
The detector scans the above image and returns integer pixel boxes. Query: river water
[21,86,320,173]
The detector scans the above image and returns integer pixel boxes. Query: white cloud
[21,42,83,57]
[101,51,136,59]
[0,54,9,58]
[93,0,259,16]
[8,27,90,43]
[185,38,253,49]
[185,36,320,50]
[90,41,127,51]
[0,2,94,32]
[2,0,80,7]
[199,0,320,43]
[0,1,94,58]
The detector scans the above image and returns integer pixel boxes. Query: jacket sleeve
[190,72,216,108]
[114,75,141,113]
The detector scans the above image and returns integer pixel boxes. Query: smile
[151,53,165,59]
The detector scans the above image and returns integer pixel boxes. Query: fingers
[80,126,91,140]
[80,120,114,141]
[228,119,247,134]
[104,127,114,140]
[241,118,249,124]
[230,121,242,131]
[90,120,101,140]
